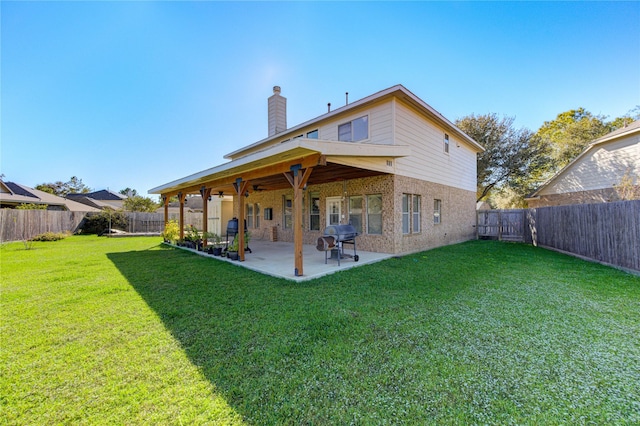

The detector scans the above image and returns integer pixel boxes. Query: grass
[2,236,639,424]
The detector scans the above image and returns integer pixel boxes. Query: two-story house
[150,85,483,276]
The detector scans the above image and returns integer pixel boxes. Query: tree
[123,195,159,212]
[536,108,615,171]
[456,114,550,203]
[613,168,640,201]
[35,176,91,196]
[119,188,138,197]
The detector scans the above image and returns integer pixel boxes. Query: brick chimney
[268,86,287,136]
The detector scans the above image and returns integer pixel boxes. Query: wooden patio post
[178,192,186,241]
[162,195,168,225]
[284,165,313,277]
[200,186,212,247]
[232,178,249,261]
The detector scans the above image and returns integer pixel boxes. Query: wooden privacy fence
[478,200,640,272]
[476,210,528,242]
[1,210,205,241]
[0,209,86,242]
[125,212,202,233]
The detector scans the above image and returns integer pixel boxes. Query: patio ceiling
[150,139,411,197]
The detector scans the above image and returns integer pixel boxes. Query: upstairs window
[307,129,319,139]
[338,116,368,142]
[444,133,450,154]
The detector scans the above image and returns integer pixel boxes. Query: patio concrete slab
[179,239,394,282]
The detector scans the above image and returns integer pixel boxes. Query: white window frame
[402,194,410,234]
[402,194,421,234]
[444,133,450,154]
[309,192,320,231]
[338,115,369,142]
[283,195,292,229]
[366,194,383,235]
[349,196,363,234]
[246,203,254,229]
[434,199,442,225]
[254,203,261,229]
[413,195,421,233]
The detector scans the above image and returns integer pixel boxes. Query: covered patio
[150,138,409,278]
[172,239,394,282]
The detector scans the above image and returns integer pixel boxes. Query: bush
[81,210,128,235]
[15,203,48,210]
[30,232,70,242]
[161,220,180,243]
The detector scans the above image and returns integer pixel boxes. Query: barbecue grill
[226,218,251,253]
[316,224,359,265]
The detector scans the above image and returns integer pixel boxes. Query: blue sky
[2,1,639,197]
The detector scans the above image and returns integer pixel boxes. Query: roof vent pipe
[327,102,331,113]
[346,92,349,105]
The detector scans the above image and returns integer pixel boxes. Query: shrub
[15,203,48,210]
[81,210,128,235]
[30,232,70,242]
[161,220,180,243]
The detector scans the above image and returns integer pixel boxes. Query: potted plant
[227,236,239,260]
[203,232,223,256]
[184,225,201,250]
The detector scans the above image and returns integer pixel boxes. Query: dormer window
[338,116,368,142]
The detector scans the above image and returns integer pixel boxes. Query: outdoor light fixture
[218,191,224,198]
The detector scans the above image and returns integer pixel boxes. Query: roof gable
[225,84,483,160]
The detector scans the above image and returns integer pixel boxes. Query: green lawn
[2,236,639,424]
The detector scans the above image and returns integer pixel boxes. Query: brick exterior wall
[235,174,477,255]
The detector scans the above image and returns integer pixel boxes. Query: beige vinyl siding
[539,135,640,195]
[393,100,477,192]
[327,156,396,174]
[314,100,394,145]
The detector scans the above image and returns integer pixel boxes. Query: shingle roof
[67,189,126,201]
[0,181,100,212]
[4,182,39,198]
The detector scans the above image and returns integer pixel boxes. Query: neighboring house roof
[528,120,640,199]
[67,189,126,201]
[0,181,100,212]
[67,189,127,209]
